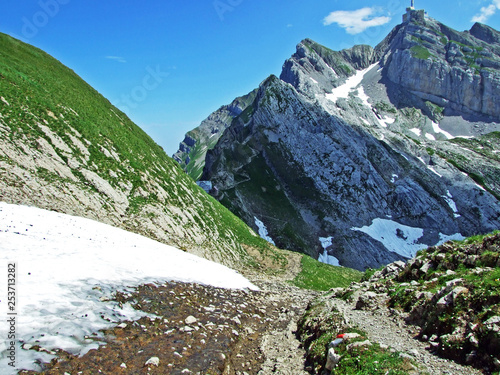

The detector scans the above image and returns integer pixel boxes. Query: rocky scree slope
[178,13,500,271]
[0,32,286,271]
[299,232,500,374]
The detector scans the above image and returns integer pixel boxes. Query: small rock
[408,349,419,357]
[493,357,500,369]
[329,338,344,348]
[355,292,378,310]
[185,316,198,325]
[120,363,127,369]
[399,353,413,360]
[342,332,361,340]
[325,348,341,370]
[145,357,159,367]
[347,340,372,351]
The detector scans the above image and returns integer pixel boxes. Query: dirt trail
[332,291,484,375]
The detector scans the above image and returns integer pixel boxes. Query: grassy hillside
[0,32,285,270]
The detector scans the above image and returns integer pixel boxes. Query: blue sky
[1,0,500,155]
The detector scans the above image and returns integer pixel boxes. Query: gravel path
[333,292,484,375]
[254,281,318,375]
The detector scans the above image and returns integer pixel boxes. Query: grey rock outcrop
[377,15,500,118]
[173,89,258,180]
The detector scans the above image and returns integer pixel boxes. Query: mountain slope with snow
[0,202,256,374]
[187,13,500,270]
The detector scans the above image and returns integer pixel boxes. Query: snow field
[0,202,257,373]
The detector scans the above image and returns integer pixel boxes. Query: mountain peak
[470,22,500,46]
[175,14,500,270]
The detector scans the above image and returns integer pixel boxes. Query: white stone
[325,348,341,370]
[185,315,198,325]
[145,356,160,366]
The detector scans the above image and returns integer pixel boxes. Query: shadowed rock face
[179,15,500,270]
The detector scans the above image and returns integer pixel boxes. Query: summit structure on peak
[403,0,429,23]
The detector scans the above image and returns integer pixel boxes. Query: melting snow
[410,128,422,136]
[443,190,461,218]
[0,203,257,374]
[318,237,341,267]
[351,218,464,259]
[425,133,436,141]
[326,64,378,103]
[356,86,371,108]
[254,216,275,245]
[431,121,454,140]
[376,116,395,128]
[428,166,443,177]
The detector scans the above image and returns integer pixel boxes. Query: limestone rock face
[377,16,500,118]
[179,14,500,270]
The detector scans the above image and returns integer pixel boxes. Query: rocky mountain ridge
[173,89,258,181]
[176,10,500,270]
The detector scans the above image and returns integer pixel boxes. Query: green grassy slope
[0,32,284,270]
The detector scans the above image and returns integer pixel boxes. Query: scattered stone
[185,316,198,325]
[355,292,379,310]
[325,348,341,370]
[144,356,160,367]
[347,340,372,352]
[342,333,361,340]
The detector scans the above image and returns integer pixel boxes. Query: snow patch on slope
[254,216,275,245]
[351,218,464,259]
[326,64,378,103]
[318,237,341,267]
[443,190,461,218]
[0,203,257,374]
[431,121,454,140]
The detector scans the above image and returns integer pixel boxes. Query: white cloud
[471,0,500,23]
[105,55,127,63]
[323,7,391,35]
